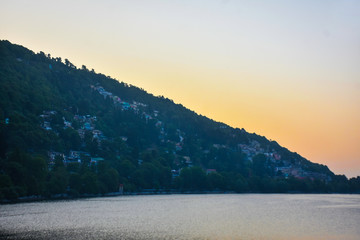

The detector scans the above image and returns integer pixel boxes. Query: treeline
[1,148,360,201]
[0,149,119,200]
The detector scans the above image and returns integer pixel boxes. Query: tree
[81,171,99,194]
[252,154,267,177]
[98,168,120,193]
[81,65,88,71]
[118,159,136,179]
[46,167,68,195]
[207,172,225,190]
[179,167,207,190]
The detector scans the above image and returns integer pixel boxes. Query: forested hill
[0,40,359,201]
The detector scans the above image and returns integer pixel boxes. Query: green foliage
[207,172,225,190]
[0,39,358,201]
[80,171,99,194]
[179,167,207,190]
[46,167,68,195]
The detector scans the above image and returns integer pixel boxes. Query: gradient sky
[1,0,359,177]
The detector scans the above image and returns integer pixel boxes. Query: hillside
[0,40,359,201]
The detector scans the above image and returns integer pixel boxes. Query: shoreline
[2,190,359,204]
[0,190,234,204]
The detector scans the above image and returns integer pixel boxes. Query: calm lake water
[1,194,360,240]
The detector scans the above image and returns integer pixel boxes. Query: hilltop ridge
[1,40,359,201]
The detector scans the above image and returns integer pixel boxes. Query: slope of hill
[1,40,359,201]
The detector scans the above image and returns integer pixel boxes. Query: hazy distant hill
[1,40,358,201]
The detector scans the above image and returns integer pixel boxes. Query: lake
[1,194,360,240]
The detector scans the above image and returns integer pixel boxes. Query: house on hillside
[48,151,65,169]
[42,121,52,131]
[206,169,217,175]
[183,156,192,167]
[171,169,180,178]
[83,122,93,130]
[91,157,104,165]
[121,102,130,110]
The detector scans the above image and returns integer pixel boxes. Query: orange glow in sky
[1,0,359,177]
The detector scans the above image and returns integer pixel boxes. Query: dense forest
[0,40,359,201]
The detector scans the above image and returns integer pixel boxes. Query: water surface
[1,194,360,239]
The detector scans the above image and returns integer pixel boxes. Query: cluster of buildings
[91,84,167,136]
[275,166,330,181]
[238,140,282,163]
[42,85,330,183]
[73,114,97,130]
[238,140,331,181]
[39,110,57,130]
[73,115,106,144]
[174,130,185,151]
[238,140,264,161]
[40,109,107,146]
[48,150,104,169]
[209,139,330,181]
[91,85,147,113]
[40,111,107,167]
[42,85,164,170]
[91,84,168,143]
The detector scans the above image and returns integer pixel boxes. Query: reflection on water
[1,194,360,240]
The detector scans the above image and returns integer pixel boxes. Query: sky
[1,0,359,177]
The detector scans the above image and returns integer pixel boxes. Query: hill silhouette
[0,40,359,201]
